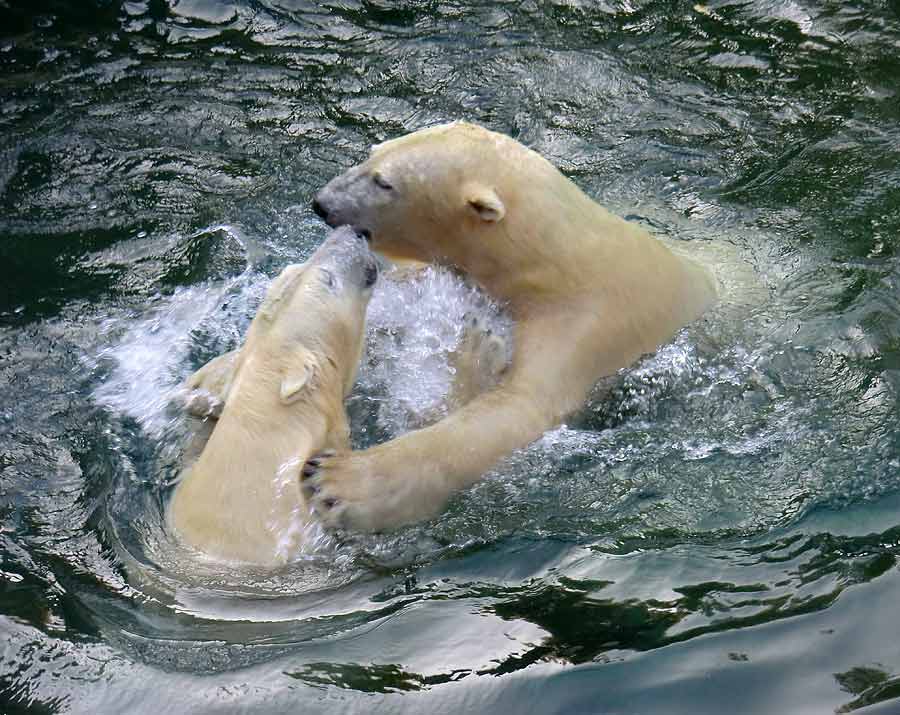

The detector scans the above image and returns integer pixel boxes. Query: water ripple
[1,0,899,712]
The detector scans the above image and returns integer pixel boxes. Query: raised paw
[449,313,511,408]
[299,448,446,532]
[182,388,224,419]
[183,349,240,417]
[300,449,352,528]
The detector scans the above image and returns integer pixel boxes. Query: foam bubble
[357,265,512,436]
[89,273,266,437]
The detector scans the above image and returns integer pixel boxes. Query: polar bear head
[237,226,379,405]
[312,122,559,271]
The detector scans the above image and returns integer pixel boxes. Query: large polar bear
[168,227,378,565]
[303,121,718,531]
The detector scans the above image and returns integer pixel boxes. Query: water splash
[270,457,338,563]
[88,256,511,578]
[357,265,512,436]
[90,282,234,436]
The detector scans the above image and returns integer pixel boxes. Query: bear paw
[458,312,510,381]
[446,313,510,409]
[182,349,239,418]
[182,388,224,419]
[300,449,445,532]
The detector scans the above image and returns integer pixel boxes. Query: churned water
[1,2,899,713]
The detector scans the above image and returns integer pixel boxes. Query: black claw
[322,497,338,509]
[301,463,317,478]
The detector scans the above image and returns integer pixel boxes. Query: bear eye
[372,171,393,191]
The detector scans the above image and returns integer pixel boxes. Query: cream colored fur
[302,122,718,532]
[168,227,376,565]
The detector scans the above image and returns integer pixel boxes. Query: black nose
[312,198,328,219]
[364,261,378,287]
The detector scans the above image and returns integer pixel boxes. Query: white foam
[269,457,338,563]
[88,263,266,437]
[91,284,232,437]
[358,265,512,435]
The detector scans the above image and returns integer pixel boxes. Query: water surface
[1,1,899,713]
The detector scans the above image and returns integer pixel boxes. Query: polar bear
[303,121,718,531]
[167,226,378,565]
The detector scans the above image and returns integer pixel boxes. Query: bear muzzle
[312,197,331,222]
[312,194,373,242]
[363,259,378,287]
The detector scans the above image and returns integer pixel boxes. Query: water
[1,1,899,713]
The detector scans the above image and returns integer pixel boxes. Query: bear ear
[464,184,505,223]
[279,349,320,405]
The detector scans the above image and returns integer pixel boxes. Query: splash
[270,457,338,563]
[90,259,511,568]
[357,265,512,436]
[89,272,265,437]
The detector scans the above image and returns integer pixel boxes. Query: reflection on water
[1,0,899,713]
[835,665,900,714]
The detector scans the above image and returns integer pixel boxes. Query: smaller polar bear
[167,227,378,566]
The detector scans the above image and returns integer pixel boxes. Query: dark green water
[2,1,900,713]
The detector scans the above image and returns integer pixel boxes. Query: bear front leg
[300,313,612,531]
[182,349,240,418]
[299,386,554,530]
